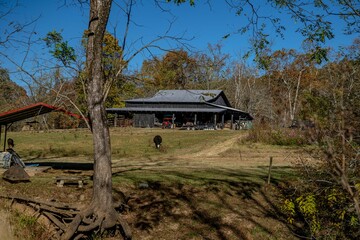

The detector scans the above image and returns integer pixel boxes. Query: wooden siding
[133,113,155,127]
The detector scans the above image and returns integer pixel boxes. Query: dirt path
[176,133,302,168]
[183,134,243,158]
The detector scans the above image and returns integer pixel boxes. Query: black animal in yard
[153,135,162,149]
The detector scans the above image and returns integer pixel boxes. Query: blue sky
[1,0,358,79]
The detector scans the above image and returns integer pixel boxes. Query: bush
[280,172,360,239]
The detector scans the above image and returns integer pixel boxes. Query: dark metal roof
[0,102,83,125]
[107,107,226,113]
[126,90,223,103]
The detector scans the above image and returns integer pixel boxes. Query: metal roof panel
[126,90,223,103]
[0,102,83,125]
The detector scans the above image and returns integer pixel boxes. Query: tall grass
[246,124,308,146]
[9,210,50,240]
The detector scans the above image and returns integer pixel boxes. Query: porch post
[172,113,175,128]
[214,114,217,129]
[230,114,233,130]
[0,125,2,151]
[114,113,118,127]
[194,113,197,125]
[221,114,224,129]
[3,124,7,151]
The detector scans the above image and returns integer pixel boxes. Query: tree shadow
[27,161,93,170]
[115,168,307,239]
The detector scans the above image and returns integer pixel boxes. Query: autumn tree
[281,45,360,238]
[0,1,36,108]
[264,49,316,126]
[102,32,129,107]
[74,31,132,109]
[139,49,197,92]
[0,67,28,110]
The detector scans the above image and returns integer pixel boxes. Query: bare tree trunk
[73,0,131,239]
[289,69,304,122]
[234,66,242,109]
[59,0,132,238]
[86,0,113,209]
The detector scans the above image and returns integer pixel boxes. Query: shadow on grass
[27,161,93,170]
[114,167,306,239]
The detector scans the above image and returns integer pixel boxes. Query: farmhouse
[106,90,253,129]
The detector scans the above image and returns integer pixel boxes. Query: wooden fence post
[267,156,273,184]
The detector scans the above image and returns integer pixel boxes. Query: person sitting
[2,138,25,168]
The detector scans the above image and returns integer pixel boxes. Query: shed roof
[0,102,83,126]
[126,90,223,103]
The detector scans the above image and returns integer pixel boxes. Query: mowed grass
[7,129,94,158]
[8,128,242,159]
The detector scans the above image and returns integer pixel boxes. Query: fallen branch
[43,211,66,230]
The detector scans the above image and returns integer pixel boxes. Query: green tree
[43,30,76,67]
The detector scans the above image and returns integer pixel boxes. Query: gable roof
[126,90,224,103]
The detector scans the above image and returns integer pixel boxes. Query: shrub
[281,177,360,239]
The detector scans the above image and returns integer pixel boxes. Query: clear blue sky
[1,0,358,79]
